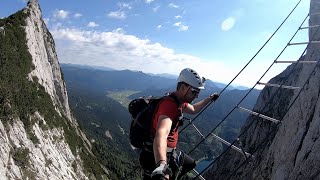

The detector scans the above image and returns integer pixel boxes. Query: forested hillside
[67,77,141,179]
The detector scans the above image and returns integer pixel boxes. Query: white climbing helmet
[177,68,205,89]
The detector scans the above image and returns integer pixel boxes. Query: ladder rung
[275,60,318,64]
[300,25,320,29]
[191,123,205,139]
[257,82,300,90]
[192,169,206,180]
[288,41,320,45]
[310,12,320,16]
[237,106,280,123]
[185,117,206,139]
[210,133,252,157]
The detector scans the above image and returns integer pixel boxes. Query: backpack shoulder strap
[166,93,180,106]
[165,93,184,132]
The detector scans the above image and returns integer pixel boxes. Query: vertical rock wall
[0,0,99,179]
[205,0,320,179]
[25,0,71,121]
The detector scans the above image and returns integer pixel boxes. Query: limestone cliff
[0,0,106,179]
[25,0,72,122]
[204,1,320,179]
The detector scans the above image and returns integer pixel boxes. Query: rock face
[0,117,86,179]
[25,0,71,121]
[0,0,103,179]
[205,1,320,179]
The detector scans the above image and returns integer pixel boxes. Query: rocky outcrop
[0,0,104,179]
[25,0,71,121]
[0,114,87,179]
[205,1,320,179]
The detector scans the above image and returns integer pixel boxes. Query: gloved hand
[210,93,220,101]
[151,162,172,180]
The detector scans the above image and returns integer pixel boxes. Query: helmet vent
[178,68,205,89]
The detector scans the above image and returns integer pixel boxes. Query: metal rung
[310,12,320,16]
[191,123,205,139]
[300,25,320,29]
[275,60,317,64]
[237,106,280,123]
[192,169,206,180]
[288,41,320,45]
[257,82,301,90]
[210,133,252,157]
[185,117,206,139]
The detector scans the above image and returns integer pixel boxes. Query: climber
[139,68,220,179]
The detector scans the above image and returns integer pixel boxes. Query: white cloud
[113,28,126,33]
[175,15,182,19]
[157,25,162,29]
[173,22,189,31]
[107,11,126,19]
[221,17,236,31]
[107,3,131,20]
[153,6,160,12]
[53,9,69,19]
[52,28,89,42]
[51,27,226,81]
[168,3,179,8]
[74,13,83,18]
[51,27,282,87]
[118,2,132,10]
[87,22,99,27]
[145,0,155,4]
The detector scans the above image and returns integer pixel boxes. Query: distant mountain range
[61,63,250,90]
[62,63,115,71]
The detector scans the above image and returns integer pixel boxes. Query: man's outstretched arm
[184,93,220,114]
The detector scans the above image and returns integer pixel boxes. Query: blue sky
[1,0,311,87]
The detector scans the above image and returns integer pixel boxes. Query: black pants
[139,149,196,180]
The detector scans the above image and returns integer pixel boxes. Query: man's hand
[151,163,172,180]
[210,93,220,101]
